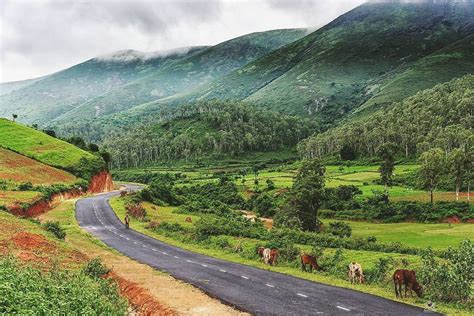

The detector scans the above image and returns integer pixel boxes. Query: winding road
[76,186,436,315]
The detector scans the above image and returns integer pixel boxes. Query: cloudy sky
[0,0,365,83]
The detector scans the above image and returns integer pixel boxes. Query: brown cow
[269,248,279,266]
[257,247,265,258]
[348,262,365,284]
[393,269,423,298]
[300,254,321,272]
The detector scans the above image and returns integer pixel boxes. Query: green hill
[298,75,474,159]
[123,0,474,126]
[0,118,104,179]
[0,47,206,124]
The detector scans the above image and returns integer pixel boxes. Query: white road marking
[134,241,138,245]
[336,306,350,311]
[174,256,179,259]
[266,284,275,288]
[142,245,148,248]
[297,293,308,298]
[152,248,157,251]
[186,260,194,263]
[201,264,208,267]
[219,269,226,273]
[241,276,249,280]
[162,252,168,255]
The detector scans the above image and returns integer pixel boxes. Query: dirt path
[39,200,245,316]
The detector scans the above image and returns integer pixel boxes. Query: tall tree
[289,158,326,231]
[448,148,467,201]
[419,148,445,204]
[378,142,396,191]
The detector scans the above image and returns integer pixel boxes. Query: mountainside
[50,29,307,124]
[0,76,46,96]
[298,75,474,159]
[121,0,474,126]
[0,47,206,124]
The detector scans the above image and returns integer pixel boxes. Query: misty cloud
[0,0,365,82]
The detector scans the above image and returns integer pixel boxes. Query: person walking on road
[125,214,130,229]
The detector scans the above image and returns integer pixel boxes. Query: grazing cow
[348,262,365,284]
[300,254,321,272]
[263,248,272,265]
[185,217,192,223]
[269,248,279,266]
[257,247,265,258]
[393,269,423,298]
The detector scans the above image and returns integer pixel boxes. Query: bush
[43,221,66,240]
[319,248,347,277]
[365,257,394,284]
[82,257,110,278]
[0,258,126,314]
[248,193,277,217]
[419,240,473,303]
[327,222,352,238]
[367,236,377,243]
[126,202,147,221]
[17,182,33,191]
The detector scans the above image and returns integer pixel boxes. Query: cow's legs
[394,282,399,297]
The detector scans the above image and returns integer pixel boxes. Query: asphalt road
[76,186,437,315]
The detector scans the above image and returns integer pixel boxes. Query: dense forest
[298,75,473,160]
[104,101,319,168]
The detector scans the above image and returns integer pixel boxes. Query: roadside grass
[0,147,77,186]
[0,190,42,207]
[109,196,468,315]
[0,118,96,170]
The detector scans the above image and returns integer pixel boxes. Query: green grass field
[0,118,98,171]
[323,220,473,250]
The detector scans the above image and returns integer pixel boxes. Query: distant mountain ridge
[0,29,307,125]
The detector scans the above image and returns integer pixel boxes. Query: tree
[378,143,396,191]
[448,148,467,201]
[12,114,17,122]
[419,148,445,204]
[288,159,325,231]
[339,144,357,161]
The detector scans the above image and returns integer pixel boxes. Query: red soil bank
[88,170,114,193]
[105,271,175,316]
[9,171,114,217]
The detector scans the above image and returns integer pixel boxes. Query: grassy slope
[109,197,468,315]
[0,147,77,186]
[354,34,474,116]
[0,118,98,171]
[124,1,474,124]
[53,29,307,124]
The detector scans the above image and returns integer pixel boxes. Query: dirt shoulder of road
[38,199,245,316]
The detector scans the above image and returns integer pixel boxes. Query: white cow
[348,262,365,284]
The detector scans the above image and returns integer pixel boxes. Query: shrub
[419,240,473,303]
[0,258,126,314]
[43,221,66,240]
[248,193,277,217]
[365,257,394,284]
[17,182,33,191]
[126,202,147,221]
[327,222,352,238]
[320,248,347,277]
[367,236,377,243]
[82,257,110,278]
